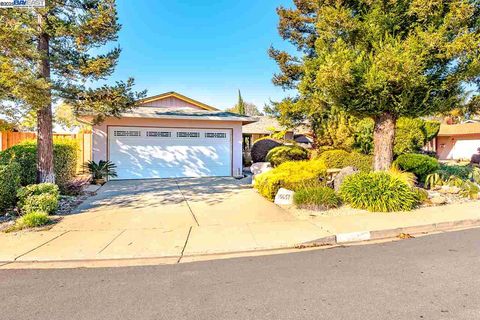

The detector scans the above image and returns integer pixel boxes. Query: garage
[108,126,232,179]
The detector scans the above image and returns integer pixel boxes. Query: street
[1,228,479,320]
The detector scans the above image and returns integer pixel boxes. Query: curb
[2,218,480,269]
[303,218,480,247]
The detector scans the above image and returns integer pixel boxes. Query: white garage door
[451,139,480,160]
[108,127,232,179]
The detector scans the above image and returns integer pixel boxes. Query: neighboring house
[242,116,294,149]
[78,92,256,180]
[436,122,480,160]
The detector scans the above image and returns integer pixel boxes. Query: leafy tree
[271,0,480,170]
[226,93,263,116]
[0,1,146,183]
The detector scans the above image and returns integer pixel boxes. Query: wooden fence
[0,131,92,172]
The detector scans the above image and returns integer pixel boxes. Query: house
[436,122,480,160]
[242,116,314,150]
[78,92,256,180]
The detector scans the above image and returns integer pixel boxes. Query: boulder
[430,196,447,205]
[333,166,359,192]
[250,162,272,175]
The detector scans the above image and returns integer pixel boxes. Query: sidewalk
[1,201,479,268]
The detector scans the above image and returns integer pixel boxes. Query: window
[205,132,227,138]
[177,132,200,138]
[114,130,141,137]
[146,131,171,137]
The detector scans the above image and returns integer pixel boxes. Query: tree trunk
[37,14,55,183]
[373,112,396,171]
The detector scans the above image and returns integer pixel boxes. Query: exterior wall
[141,96,203,110]
[437,134,480,160]
[92,117,244,177]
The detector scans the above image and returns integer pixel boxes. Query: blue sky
[110,0,295,110]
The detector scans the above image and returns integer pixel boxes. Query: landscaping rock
[430,196,447,205]
[333,166,359,192]
[439,186,461,194]
[274,188,295,205]
[250,162,272,175]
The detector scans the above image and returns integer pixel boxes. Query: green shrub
[394,118,426,155]
[294,187,341,210]
[17,183,60,215]
[414,187,429,203]
[340,172,419,212]
[0,138,78,192]
[11,211,50,231]
[250,138,282,163]
[266,145,309,166]
[254,160,327,200]
[318,150,373,171]
[394,153,440,183]
[318,150,350,168]
[0,162,21,213]
[437,164,472,180]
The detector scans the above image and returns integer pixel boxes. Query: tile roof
[119,107,257,124]
[242,116,292,134]
[438,122,480,136]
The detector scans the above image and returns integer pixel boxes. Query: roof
[438,123,480,136]
[242,116,292,134]
[117,107,257,124]
[139,92,218,111]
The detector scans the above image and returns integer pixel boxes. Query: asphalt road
[1,229,480,320]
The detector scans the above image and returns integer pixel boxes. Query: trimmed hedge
[293,186,341,210]
[394,153,440,183]
[254,160,327,200]
[0,162,21,213]
[251,138,282,163]
[266,145,309,166]
[340,172,419,212]
[318,149,373,171]
[0,138,78,192]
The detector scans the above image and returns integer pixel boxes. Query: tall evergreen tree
[237,90,246,115]
[270,0,480,170]
[0,0,145,183]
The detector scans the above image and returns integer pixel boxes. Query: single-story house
[78,92,256,180]
[242,116,294,148]
[436,122,480,160]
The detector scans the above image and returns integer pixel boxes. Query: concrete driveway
[53,177,296,232]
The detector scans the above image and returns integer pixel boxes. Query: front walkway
[1,178,479,267]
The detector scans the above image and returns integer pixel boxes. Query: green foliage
[237,90,246,115]
[293,187,341,210]
[266,145,309,167]
[352,118,441,156]
[83,160,118,180]
[353,118,374,154]
[423,121,441,142]
[425,173,443,189]
[0,139,78,192]
[0,162,21,213]
[0,1,146,122]
[340,172,419,212]
[9,211,50,231]
[394,118,427,155]
[459,181,480,199]
[437,164,472,180]
[17,183,60,215]
[254,160,327,200]
[318,150,373,172]
[251,138,282,163]
[269,0,478,169]
[414,188,429,203]
[394,154,440,183]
